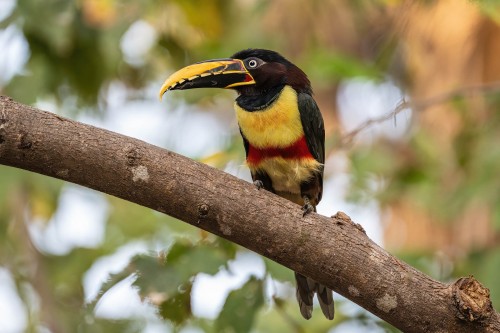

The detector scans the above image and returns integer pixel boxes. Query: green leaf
[166,239,235,279]
[132,254,182,296]
[132,239,235,298]
[159,282,192,325]
[215,277,264,333]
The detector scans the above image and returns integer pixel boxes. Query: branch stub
[453,276,493,323]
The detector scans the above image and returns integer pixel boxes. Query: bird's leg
[253,180,264,190]
[302,195,315,216]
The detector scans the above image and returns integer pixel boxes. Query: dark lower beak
[159,58,255,100]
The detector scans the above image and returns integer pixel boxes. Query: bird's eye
[247,59,259,68]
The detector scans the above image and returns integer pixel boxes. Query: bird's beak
[159,58,256,100]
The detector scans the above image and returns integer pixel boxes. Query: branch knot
[198,203,210,221]
[332,211,366,234]
[452,276,493,323]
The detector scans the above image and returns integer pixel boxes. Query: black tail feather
[295,273,334,320]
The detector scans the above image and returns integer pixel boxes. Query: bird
[159,48,333,320]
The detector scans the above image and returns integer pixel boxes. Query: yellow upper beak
[159,58,256,100]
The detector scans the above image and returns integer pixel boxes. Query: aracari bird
[159,49,333,320]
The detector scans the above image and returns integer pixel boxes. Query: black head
[231,49,312,95]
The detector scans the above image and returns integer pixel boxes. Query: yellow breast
[234,85,304,148]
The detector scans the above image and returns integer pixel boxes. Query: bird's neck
[235,84,285,111]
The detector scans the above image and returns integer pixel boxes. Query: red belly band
[246,136,314,166]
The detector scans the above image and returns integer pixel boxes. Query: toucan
[159,49,333,320]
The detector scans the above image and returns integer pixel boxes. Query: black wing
[297,93,325,203]
[297,93,325,165]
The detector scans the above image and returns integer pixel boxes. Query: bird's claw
[302,196,315,217]
[253,180,264,190]
[302,202,314,217]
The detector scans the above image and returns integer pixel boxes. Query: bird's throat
[235,85,284,111]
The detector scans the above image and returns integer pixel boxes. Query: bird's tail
[295,272,335,320]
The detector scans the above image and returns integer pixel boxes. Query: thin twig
[341,81,500,146]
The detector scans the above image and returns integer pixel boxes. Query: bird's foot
[253,180,264,190]
[302,196,314,217]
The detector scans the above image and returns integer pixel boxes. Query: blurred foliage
[1,0,500,332]
[215,277,264,333]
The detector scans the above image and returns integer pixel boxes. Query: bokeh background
[1,0,499,332]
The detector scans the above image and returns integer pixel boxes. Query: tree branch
[0,96,498,332]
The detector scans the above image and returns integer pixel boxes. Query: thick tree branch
[0,96,498,332]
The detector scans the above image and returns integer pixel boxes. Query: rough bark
[0,96,498,333]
